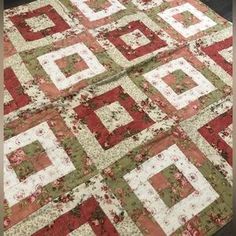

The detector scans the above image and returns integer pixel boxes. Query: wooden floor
[3,0,233,235]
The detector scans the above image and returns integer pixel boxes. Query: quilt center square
[37,42,106,90]
[124,144,219,235]
[162,69,198,95]
[9,4,70,42]
[173,11,201,28]
[95,101,134,133]
[149,164,195,208]
[74,86,155,150]
[106,20,168,61]
[86,0,112,12]
[7,141,52,182]
[25,13,55,32]
[120,29,151,50]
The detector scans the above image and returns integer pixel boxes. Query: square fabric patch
[144,57,215,110]
[128,47,230,120]
[6,175,141,235]
[144,0,230,43]
[124,144,219,235]
[103,131,232,235]
[37,42,106,90]
[4,108,98,229]
[158,3,216,38]
[59,76,174,170]
[4,0,83,52]
[60,0,133,29]
[4,54,49,123]
[4,122,76,207]
[189,27,232,87]
[91,12,177,68]
[69,0,125,21]
[181,97,233,184]
[20,31,121,100]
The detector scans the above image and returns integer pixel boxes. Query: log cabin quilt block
[145,0,231,43]
[4,0,233,235]
[128,47,231,121]
[57,76,175,170]
[20,31,122,100]
[4,0,83,53]
[91,12,178,68]
[4,107,98,230]
[102,130,232,235]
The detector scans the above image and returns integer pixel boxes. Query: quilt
[3,0,233,235]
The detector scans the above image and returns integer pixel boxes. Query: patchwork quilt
[4,0,232,235]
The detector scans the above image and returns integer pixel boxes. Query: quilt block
[128,47,231,120]
[20,31,122,100]
[145,0,231,43]
[102,130,232,235]
[91,12,178,68]
[58,76,175,170]
[4,0,83,53]
[4,107,98,229]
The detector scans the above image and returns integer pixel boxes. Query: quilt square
[4,0,83,52]
[158,3,216,38]
[124,144,219,235]
[189,27,232,87]
[60,0,133,29]
[128,47,230,120]
[91,12,177,68]
[21,31,121,100]
[103,131,232,235]
[9,5,70,41]
[4,122,76,207]
[4,108,97,229]
[69,0,125,21]
[37,42,106,91]
[5,175,141,235]
[105,20,168,61]
[145,0,231,43]
[74,86,155,149]
[181,97,233,184]
[144,57,215,110]
[4,54,49,123]
[59,75,174,170]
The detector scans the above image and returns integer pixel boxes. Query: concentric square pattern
[124,144,219,235]
[4,122,75,207]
